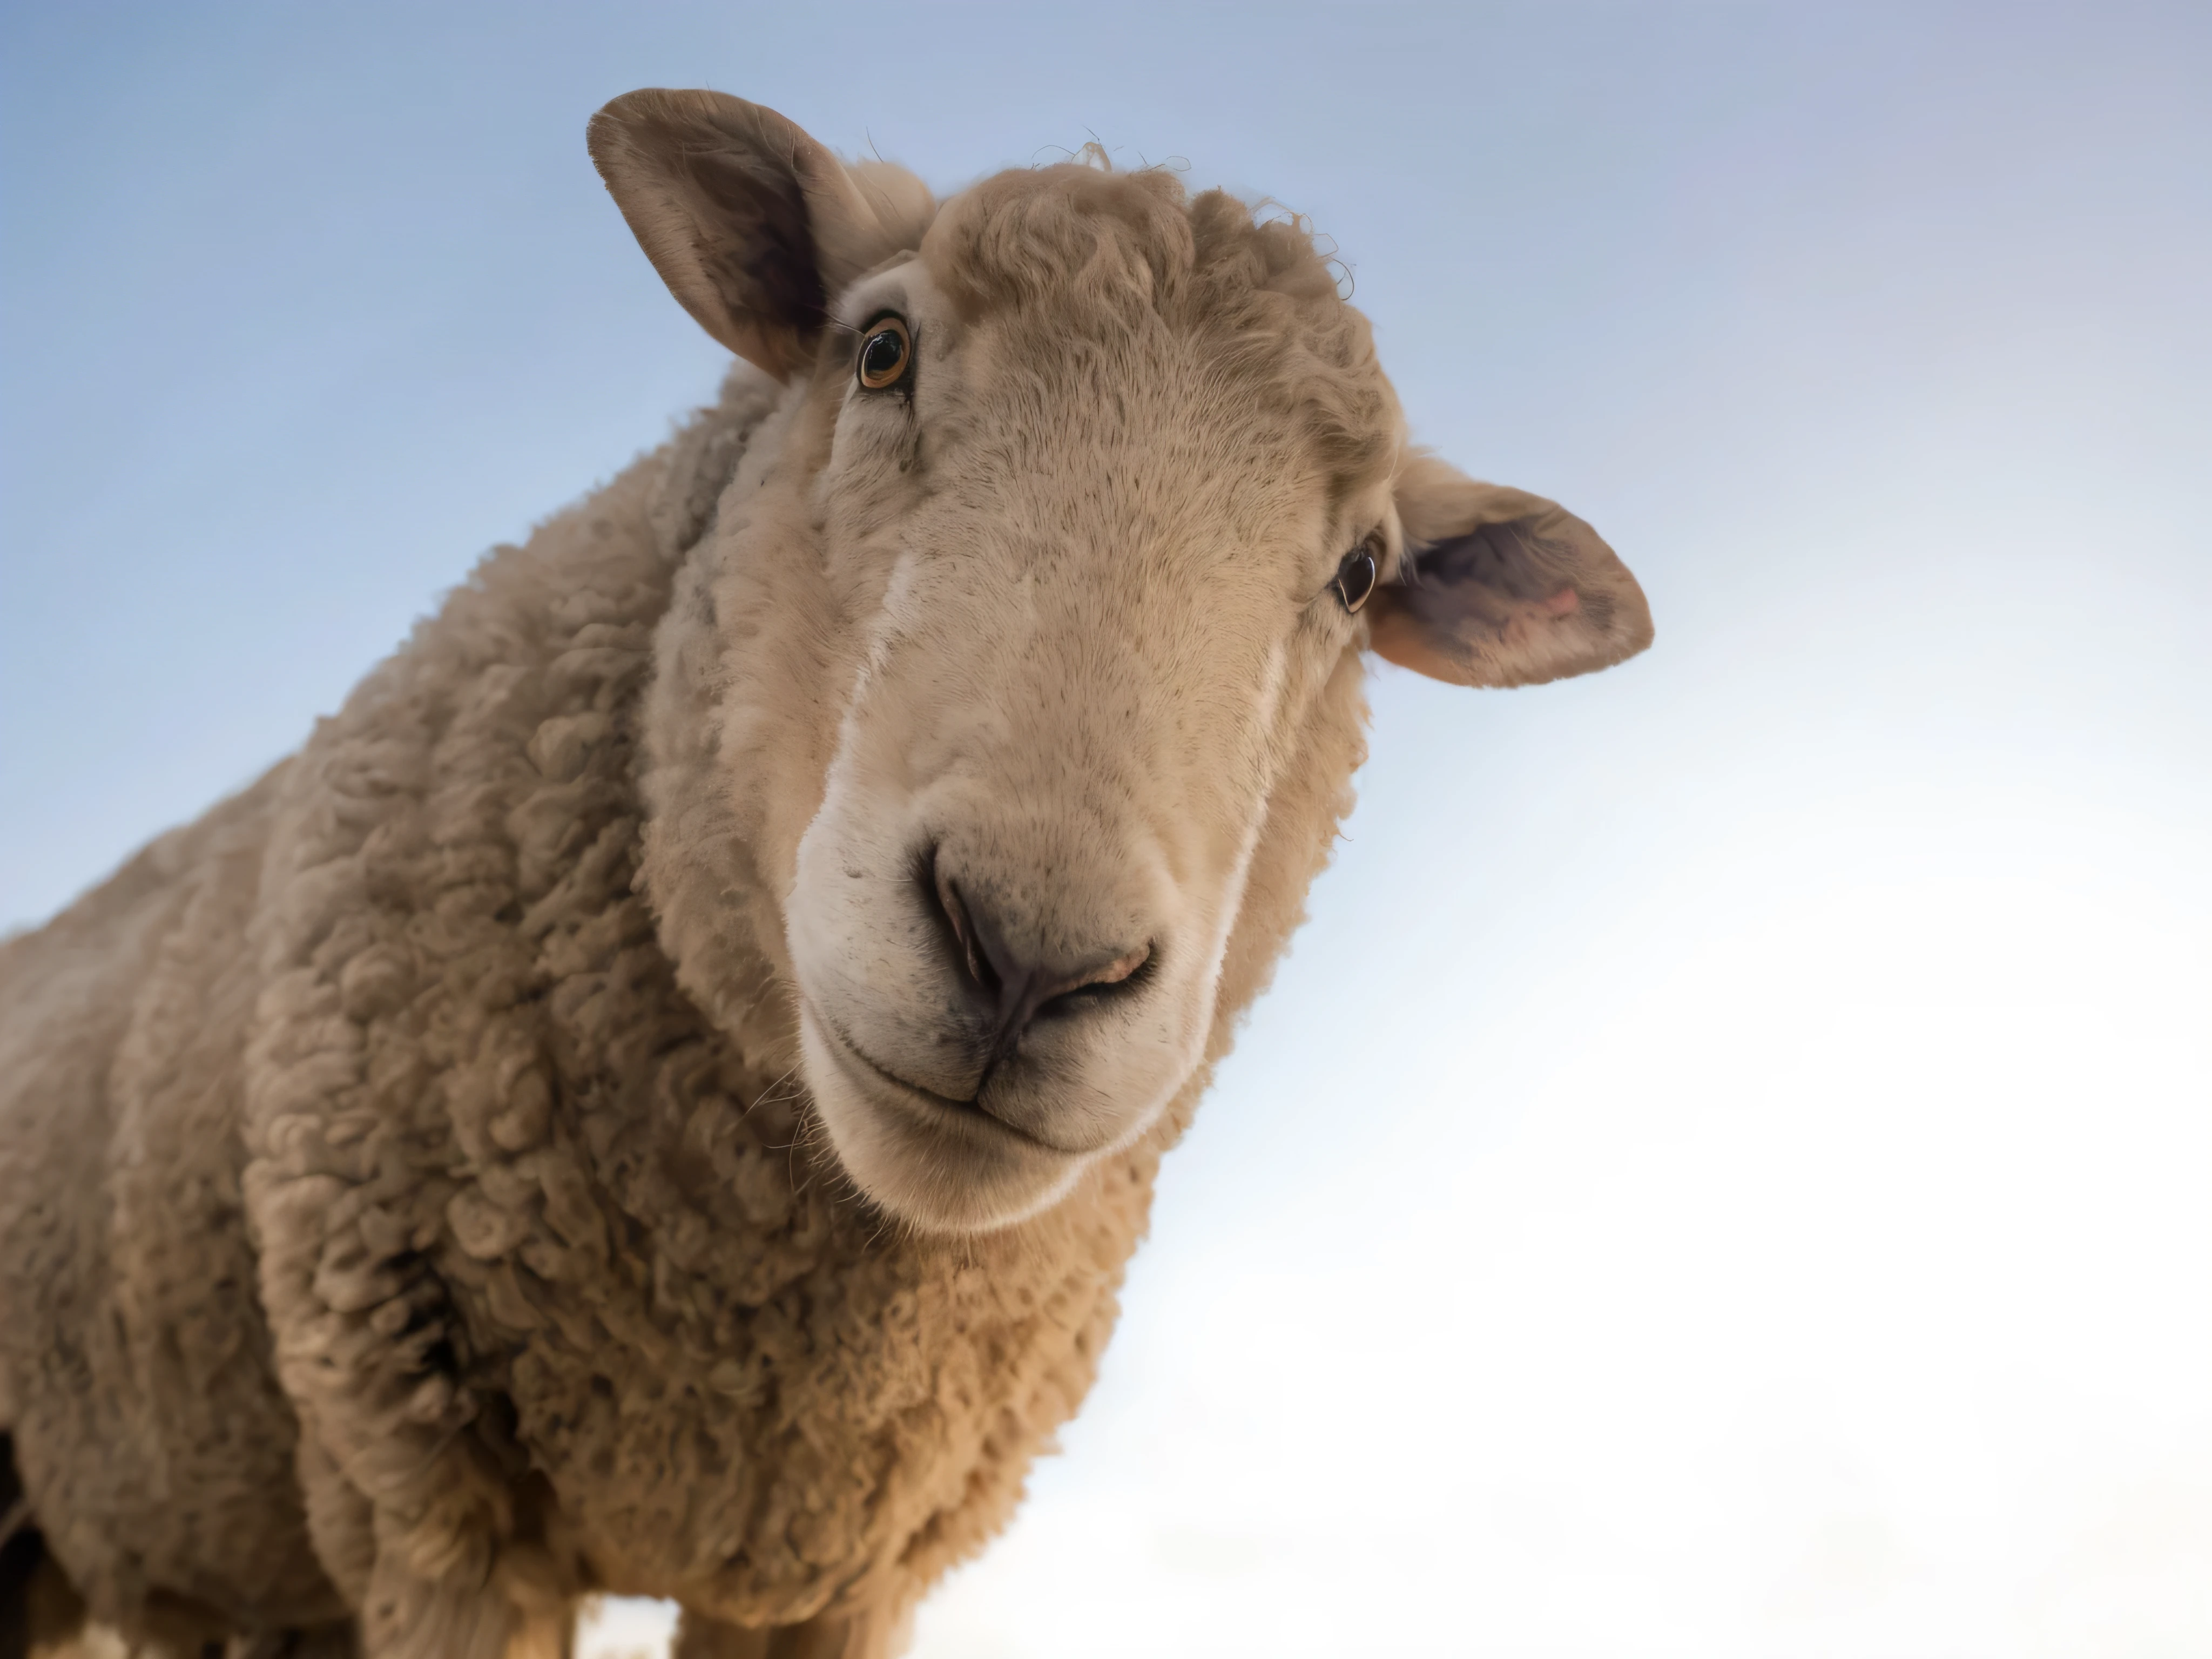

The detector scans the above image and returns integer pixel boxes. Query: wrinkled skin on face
[595,91,1651,1233]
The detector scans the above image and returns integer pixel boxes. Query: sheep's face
[595,92,1654,1232]
[785,241,1399,1231]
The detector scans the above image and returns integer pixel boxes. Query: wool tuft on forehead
[923,163,1400,485]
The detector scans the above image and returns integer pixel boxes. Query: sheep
[0,89,1653,1659]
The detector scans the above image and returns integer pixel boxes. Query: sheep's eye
[857,316,913,392]
[1333,541,1379,614]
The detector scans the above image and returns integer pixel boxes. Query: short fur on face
[605,92,1653,1232]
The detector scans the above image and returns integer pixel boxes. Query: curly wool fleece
[0,369,1350,1656]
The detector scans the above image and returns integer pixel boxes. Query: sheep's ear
[588,89,933,380]
[1367,451,1654,687]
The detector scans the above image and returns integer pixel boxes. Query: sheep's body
[1,370,1340,1655]
[2,89,1651,1658]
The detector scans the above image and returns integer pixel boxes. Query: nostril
[921,844,996,997]
[1033,941,1153,1021]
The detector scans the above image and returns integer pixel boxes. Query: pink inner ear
[1541,586,1581,618]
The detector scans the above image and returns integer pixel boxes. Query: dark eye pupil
[861,330,905,382]
[1335,545,1378,613]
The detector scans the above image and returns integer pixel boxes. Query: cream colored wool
[0,91,1650,1658]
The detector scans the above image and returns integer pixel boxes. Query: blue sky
[4,5,2208,1654]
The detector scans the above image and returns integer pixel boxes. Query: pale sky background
[3,4,2208,1656]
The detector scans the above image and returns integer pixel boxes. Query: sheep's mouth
[811,1008,1089,1158]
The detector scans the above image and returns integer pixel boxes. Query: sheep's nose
[923,847,1150,1058]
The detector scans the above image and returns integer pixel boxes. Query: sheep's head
[593,92,1652,1233]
